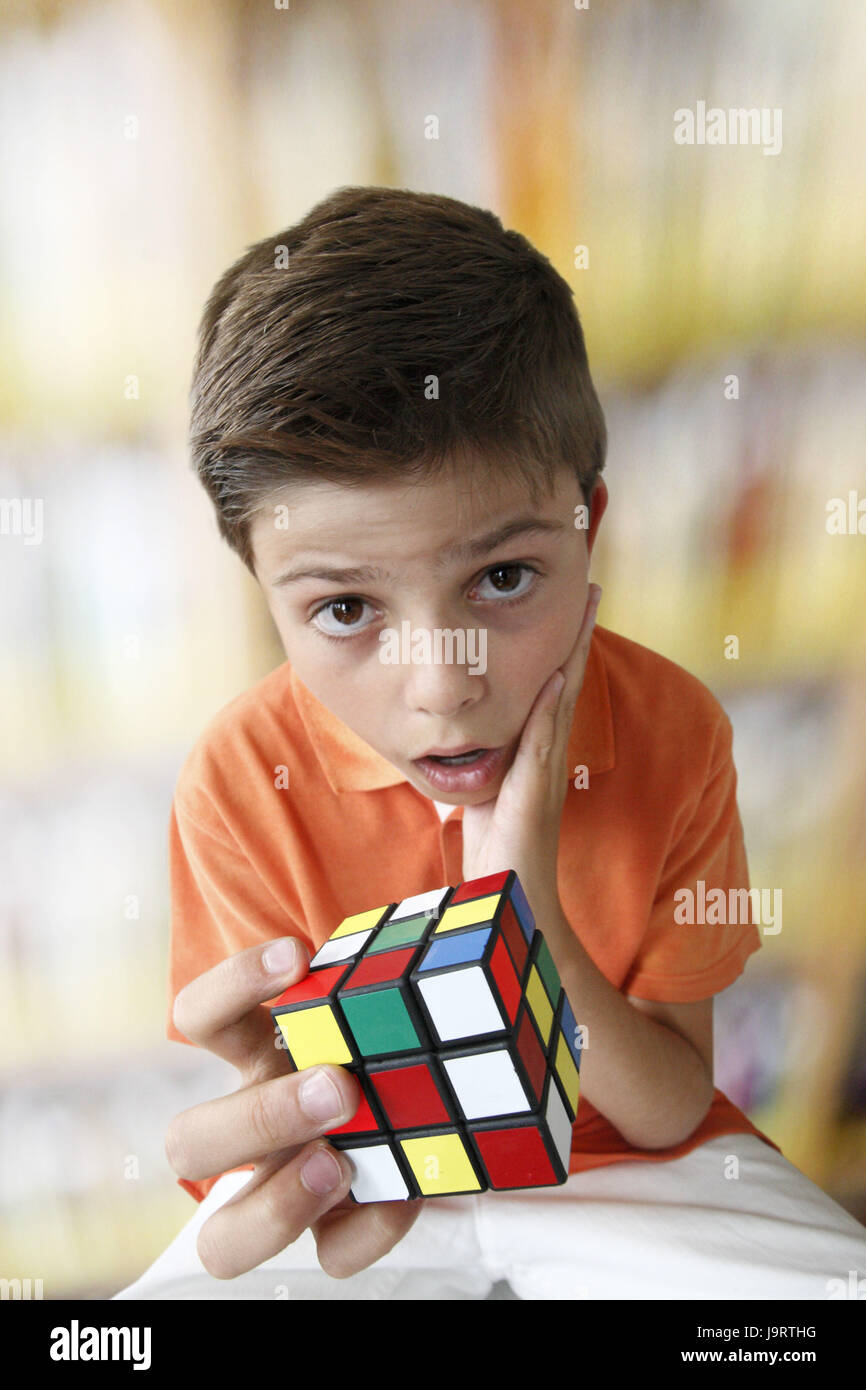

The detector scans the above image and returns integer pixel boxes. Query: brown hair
[189,186,607,574]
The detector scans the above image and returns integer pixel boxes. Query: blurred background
[1,0,864,1298]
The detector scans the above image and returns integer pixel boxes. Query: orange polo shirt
[167,623,782,1203]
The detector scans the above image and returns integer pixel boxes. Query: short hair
[189,185,607,574]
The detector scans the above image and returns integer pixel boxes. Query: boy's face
[250,459,608,807]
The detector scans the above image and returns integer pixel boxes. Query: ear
[585,477,608,556]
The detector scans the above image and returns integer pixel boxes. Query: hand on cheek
[461,585,602,908]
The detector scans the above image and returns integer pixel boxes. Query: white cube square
[310,928,373,968]
[442,1049,531,1119]
[545,1077,574,1169]
[417,965,504,1042]
[341,1142,410,1203]
[390,886,453,922]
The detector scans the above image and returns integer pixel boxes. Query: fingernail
[299,1067,344,1122]
[300,1147,344,1196]
[263,938,298,975]
[551,671,566,696]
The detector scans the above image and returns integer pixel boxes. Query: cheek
[286,637,388,727]
[491,613,574,694]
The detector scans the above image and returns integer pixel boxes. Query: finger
[508,586,601,785]
[514,667,567,773]
[561,585,602,693]
[312,1196,425,1280]
[165,1064,363,1184]
[195,1140,356,1280]
[552,584,602,744]
[171,936,312,1077]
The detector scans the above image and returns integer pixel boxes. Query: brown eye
[474,563,538,603]
[310,595,377,640]
[487,565,522,592]
[330,599,364,625]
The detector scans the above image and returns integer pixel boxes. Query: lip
[411,745,506,793]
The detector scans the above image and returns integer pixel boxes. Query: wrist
[521,879,567,940]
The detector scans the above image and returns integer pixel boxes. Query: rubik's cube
[270,869,581,1202]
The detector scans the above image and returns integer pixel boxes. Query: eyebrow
[269,517,568,588]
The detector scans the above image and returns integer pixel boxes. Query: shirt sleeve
[622,711,762,1002]
[167,794,314,1045]
[165,792,313,1204]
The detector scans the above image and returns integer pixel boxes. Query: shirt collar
[289,626,615,794]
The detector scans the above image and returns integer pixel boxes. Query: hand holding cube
[271,869,581,1203]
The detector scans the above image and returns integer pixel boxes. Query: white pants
[112,1135,866,1300]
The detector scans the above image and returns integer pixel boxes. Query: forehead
[250,464,577,579]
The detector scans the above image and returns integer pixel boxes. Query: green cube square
[536,936,561,1009]
[367,915,430,954]
[341,987,420,1054]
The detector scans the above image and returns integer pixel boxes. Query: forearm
[534,892,714,1150]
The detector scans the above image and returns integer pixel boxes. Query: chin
[444,780,503,808]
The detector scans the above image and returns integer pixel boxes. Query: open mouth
[412,745,506,791]
[424,748,487,766]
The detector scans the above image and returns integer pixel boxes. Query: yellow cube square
[400,1133,482,1195]
[275,1004,352,1069]
[555,1031,580,1113]
[526,965,553,1045]
[330,906,391,940]
[433,894,501,935]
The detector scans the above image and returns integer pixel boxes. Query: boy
[127,188,866,1299]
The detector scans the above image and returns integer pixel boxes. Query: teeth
[432,749,483,765]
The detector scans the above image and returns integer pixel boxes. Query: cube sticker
[309,903,395,969]
[388,885,454,922]
[367,1056,452,1129]
[440,1048,533,1120]
[336,1140,411,1203]
[270,869,581,1200]
[399,1130,483,1196]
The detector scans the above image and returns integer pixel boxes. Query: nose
[398,628,487,717]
